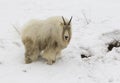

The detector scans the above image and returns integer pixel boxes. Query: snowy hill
[0,0,120,83]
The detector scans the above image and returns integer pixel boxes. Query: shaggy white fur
[21,16,72,65]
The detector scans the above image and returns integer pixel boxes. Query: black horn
[62,16,66,25]
[68,16,73,25]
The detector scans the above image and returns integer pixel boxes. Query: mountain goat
[21,16,72,65]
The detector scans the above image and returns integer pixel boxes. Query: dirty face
[62,16,72,42]
[63,25,71,42]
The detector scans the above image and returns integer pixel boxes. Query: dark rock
[81,54,88,58]
[107,41,120,51]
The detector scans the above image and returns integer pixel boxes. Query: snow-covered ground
[0,0,120,83]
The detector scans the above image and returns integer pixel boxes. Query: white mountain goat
[21,16,72,65]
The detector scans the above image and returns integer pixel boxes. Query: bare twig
[12,24,20,35]
[81,10,90,25]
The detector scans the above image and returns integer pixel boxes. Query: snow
[0,0,120,83]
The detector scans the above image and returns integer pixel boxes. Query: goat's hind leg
[25,47,39,64]
[23,38,39,64]
[25,51,32,64]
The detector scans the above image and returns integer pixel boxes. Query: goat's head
[61,16,72,42]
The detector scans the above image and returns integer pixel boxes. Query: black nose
[65,36,68,39]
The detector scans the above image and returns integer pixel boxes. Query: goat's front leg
[42,49,56,65]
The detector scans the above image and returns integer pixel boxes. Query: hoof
[47,60,53,65]
[52,60,56,63]
[25,58,32,64]
[47,60,56,65]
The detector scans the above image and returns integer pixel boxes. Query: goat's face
[62,16,72,42]
[63,24,71,42]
